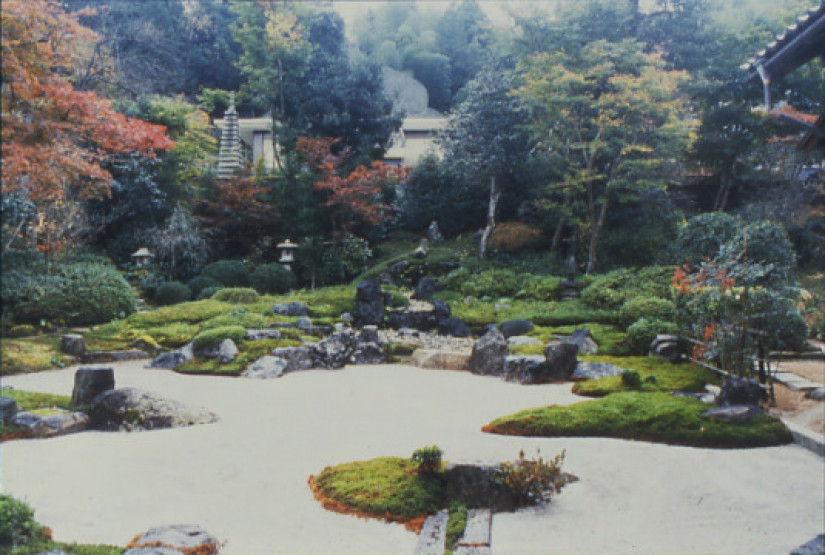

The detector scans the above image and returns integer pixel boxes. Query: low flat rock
[790,534,825,555]
[83,350,150,363]
[89,388,217,431]
[455,508,492,555]
[703,405,763,424]
[11,409,89,438]
[271,347,313,372]
[411,349,471,371]
[127,524,219,555]
[123,548,183,555]
[243,356,287,379]
[244,329,282,341]
[507,336,542,346]
[572,362,626,380]
[414,509,448,555]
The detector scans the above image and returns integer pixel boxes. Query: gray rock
[544,342,579,381]
[414,509,448,555]
[438,317,472,338]
[295,316,313,331]
[389,260,411,277]
[123,547,183,555]
[1,396,19,424]
[432,299,451,321]
[411,246,428,259]
[82,350,149,363]
[499,319,534,338]
[271,347,313,372]
[37,551,79,555]
[61,334,86,358]
[11,409,89,438]
[703,405,763,424]
[311,330,358,369]
[244,356,287,379]
[179,342,194,362]
[567,328,598,355]
[244,328,281,341]
[354,279,385,326]
[148,351,189,370]
[718,376,765,406]
[271,301,309,317]
[806,388,825,401]
[413,277,441,300]
[426,221,444,243]
[127,525,218,555]
[469,328,509,376]
[507,336,542,346]
[358,325,382,345]
[504,355,551,384]
[443,463,520,512]
[650,334,683,363]
[340,312,354,325]
[791,534,825,555]
[71,366,115,406]
[456,509,492,552]
[218,338,239,364]
[388,309,438,331]
[351,342,387,365]
[572,362,626,380]
[89,388,217,431]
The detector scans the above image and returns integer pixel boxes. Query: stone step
[455,508,492,555]
[82,349,150,364]
[410,349,470,371]
[414,509,448,555]
[775,373,822,391]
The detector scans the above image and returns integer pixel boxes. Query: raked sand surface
[1,361,823,554]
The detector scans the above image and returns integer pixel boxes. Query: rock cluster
[89,388,217,431]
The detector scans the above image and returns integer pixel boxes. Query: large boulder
[544,342,579,381]
[126,525,219,555]
[353,279,385,326]
[469,328,509,376]
[71,366,115,406]
[271,301,309,317]
[218,339,238,364]
[567,328,598,355]
[11,409,89,439]
[572,362,626,380]
[649,334,683,363]
[438,316,472,338]
[432,299,451,321]
[499,320,534,338]
[717,376,765,406]
[89,388,217,431]
[357,325,382,345]
[791,535,825,555]
[147,350,189,370]
[310,330,358,369]
[387,309,438,331]
[351,342,387,365]
[243,356,287,379]
[270,347,313,372]
[0,396,18,424]
[411,349,471,371]
[61,334,86,358]
[413,277,441,300]
[504,355,551,384]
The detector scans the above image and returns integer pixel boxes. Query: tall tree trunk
[586,194,610,275]
[551,195,570,253]
[713,174,732,212]
[479,176,501,258]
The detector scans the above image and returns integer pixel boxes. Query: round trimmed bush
[626,317,678,355]
[198,286,222,300]
[201,259,250,287]
[250,263,297,294]
[676,212,739,266]
[153,281,192,306]
[187,275,222,297]
[8,263,136,326]
[620,296,676,326]
[6,324,36,338]
[211,287,260,304]
[490,222,544,252]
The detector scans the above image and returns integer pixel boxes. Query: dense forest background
[2,0,823,287]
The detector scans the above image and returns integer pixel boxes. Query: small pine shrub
[489,222,544,252]
[0,494,48,547]
[201,259,250,287]
[187,275,222,297]
[192,325,245,350]
[411,445,443,475]
[621,369,643,388]
[250,263,297,294]
[153,281,192,306]
[625,317,678,355]
[497,449,568,506]
[211,287,260,304]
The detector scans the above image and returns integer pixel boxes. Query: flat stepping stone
[414,509,448,555]
[776,373,822,391]
[455,508,492,555]
[411,349,470,371]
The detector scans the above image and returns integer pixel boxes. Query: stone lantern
[131,247,154,269]
[277,239,297,271]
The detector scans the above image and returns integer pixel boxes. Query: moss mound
[483,392,792,448]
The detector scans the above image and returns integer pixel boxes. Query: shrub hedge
[201,259,249,287]
[153,281,192,306]
[250,263,297,294]
[211,287,260,304]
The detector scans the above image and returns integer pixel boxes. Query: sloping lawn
[482,392,792,448]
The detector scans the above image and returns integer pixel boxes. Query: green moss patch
[0,337,74,375]
[1,389,73,412]
[572,356,719,396]
[191,325,246,351]
[126,300,230,327]
[176,337,300,377]
[310,457,444,525]
[483,392,792,448]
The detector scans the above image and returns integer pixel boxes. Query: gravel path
[2,361,823,554]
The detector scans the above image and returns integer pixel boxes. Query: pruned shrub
[187,275,222,298]
[444,268,523,299]
[211,287,260,304]
[5,263,136,326]
[621,369,642,388]
[582,267,673,309]
[516,275,564,301]
[153,281,192,306]
[625,317,678,355]
[250,263,297,294]
[620,296,676,326]
[411,445,443,475]
[0,494,48,548]
[192,325,245,351]
[6,324,36,338]
[490,222,544,252]
[676,212,739,266]
[198,286,222,300]
[201,259,249,287]
[497,449,568,506]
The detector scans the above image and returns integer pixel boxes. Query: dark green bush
[211,287,260,304]
[443,268,525,299]
[7,324,37,338]
[625,317,679,355]
[676,212,739,266]
[621,369,643,388]
[0,494,48,547]
[250,263,297,294]
[619,297,676,326]
[516,275,565,301]
[5,263,136,326]
[153,281,192,306]
[187,275,222,297]
[201,259,249,287]
[581,267,674,310]
[192,325,246,350]
[198,286,222,300]
[411,445,443,475]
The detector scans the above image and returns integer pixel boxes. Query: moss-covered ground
[1,336,74,376]
[0,390,76,442]
[571,356,720,396]
[483,391,792,448]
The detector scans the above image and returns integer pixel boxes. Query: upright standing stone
[0,396,18,424]
[470,328,509,376]
[61,334,86,358]
[353,279,385,326]
[71,366,115,406]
